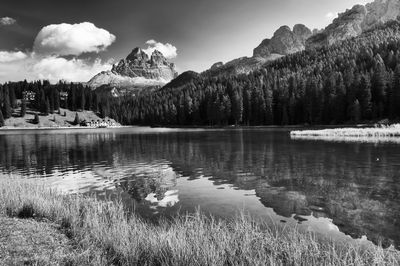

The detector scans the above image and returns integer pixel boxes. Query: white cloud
[31,56,112,82]
[33,22,116,56]
[0,22,116,83]
[0,17,16,26]
[0,53,112,83]
[325,12,337,20]
[143,40,178,59]
[0,51,27,62]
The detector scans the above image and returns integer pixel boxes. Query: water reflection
[1,128,400,247]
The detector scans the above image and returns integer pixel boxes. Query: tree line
[0,80,112,126]
[2,21,400,127]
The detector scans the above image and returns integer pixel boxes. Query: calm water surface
[1,127,400,247]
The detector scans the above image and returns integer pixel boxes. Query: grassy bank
[290,124,400,138]
[2,107,120,129]
[0,179,399,265]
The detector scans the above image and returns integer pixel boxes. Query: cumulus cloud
[31,56,112,82]
[0,53,112,83]
[143,40,177,59]
[33,22,116,56]
[0,17,16,26]
[0,51,27,63]
[0,21,116,83]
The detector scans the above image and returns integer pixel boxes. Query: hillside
[2,107,120,129]
[102,20,400,126]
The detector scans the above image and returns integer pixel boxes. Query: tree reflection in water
[1,128,400,247]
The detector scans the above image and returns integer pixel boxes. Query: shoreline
[0,123,378,131]
[0,125,133,132]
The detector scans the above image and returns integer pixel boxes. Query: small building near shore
[22,91,36,102]
[86,119,117,128]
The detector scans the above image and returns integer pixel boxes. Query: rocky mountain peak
[88,47,178,90]
[306,0,400,49]
[126,47,149,62]
[111,48,177,81]
[150,50,170,66]
[293,24,313,41]
[253,24,312,58]
[210,62,224,70]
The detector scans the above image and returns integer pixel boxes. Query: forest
[2,21,400,127]
[0,80,108,126]
[105,20,400,126]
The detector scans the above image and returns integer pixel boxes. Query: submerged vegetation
[0,178,399,265]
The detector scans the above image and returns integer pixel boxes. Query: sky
[0,0,370,83]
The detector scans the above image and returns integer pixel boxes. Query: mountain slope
[207,24,313,76]
[104,20,400,126]
[307,0,400,49]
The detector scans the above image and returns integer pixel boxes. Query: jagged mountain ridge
[206,0,400,77]
[306,0,400,49]
[88,48,178,92]
[208,24,313,76]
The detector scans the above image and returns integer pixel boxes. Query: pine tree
[359,75,372,120]
[44,98,50,115]
[74,112,80,125]
[350,100,361,123]
[0,109,4,127]
[264,83,273,125]
[393,65,400,118]
[33,113,40,124]
[9,86,17,109]
[80,87,85,110]
[2,85,12,119]
[54,89,60,112]
[21,99,26,117]
[371,63,387,117]
[231,89,243,125]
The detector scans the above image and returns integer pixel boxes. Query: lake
[1,127,400,248]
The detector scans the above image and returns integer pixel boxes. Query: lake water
[1,127,400,248]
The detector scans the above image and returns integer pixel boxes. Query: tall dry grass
[291,124,400,138]
[0,178,399,265]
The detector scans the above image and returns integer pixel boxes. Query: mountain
[307,0,400,49]
[253,24,312,58]
[208,24,312,76]
[88,48,178,93]
[105,18,400,126]
[162,71,200,90]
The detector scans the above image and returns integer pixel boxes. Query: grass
[291,124,400,138]
[0,178,399,265]
[2,107,120,129]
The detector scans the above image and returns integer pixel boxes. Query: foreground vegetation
[0,178,399,265]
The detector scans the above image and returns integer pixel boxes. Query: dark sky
[0,0,368,81]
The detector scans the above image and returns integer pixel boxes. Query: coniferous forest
[2,21,400,127]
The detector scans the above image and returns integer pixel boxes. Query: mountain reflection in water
[0,127,400,248]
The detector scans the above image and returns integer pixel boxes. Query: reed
[291,124,400,138]
[0,178,399,265]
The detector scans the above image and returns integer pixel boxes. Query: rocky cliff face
[209,24,312,76]
[88,48,178,90]
[112,48,177,81]
[307,0,400,49]
[253,24,312,58]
